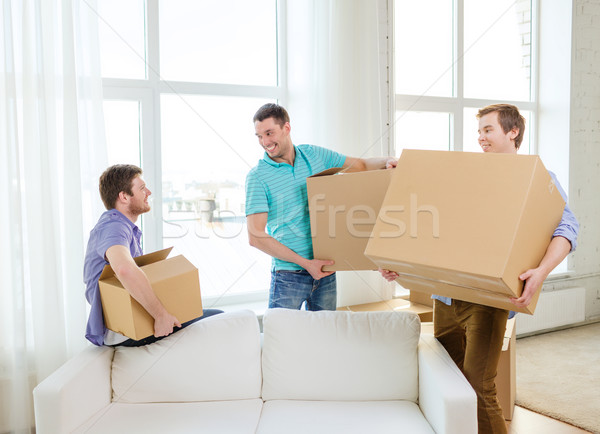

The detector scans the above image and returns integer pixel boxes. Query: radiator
[516,287,586,336]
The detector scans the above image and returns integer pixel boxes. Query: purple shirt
[83,209,142,346]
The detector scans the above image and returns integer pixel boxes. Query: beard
[128,200,151,217]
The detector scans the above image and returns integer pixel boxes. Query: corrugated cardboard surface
[497,317,516,420]
[365,150,565,314]
[99,248,203,340]
[337,298,433,322]
[399,290,434,307]
[307,168,394,271]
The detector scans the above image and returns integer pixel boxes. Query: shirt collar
[262,145,298,168]
[105,209,140,232]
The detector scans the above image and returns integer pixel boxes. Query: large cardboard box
[364,150,565,314]
[307,168,394,271]
[337,298,433,322]
[497,317,516,420]
[99,247,203,340]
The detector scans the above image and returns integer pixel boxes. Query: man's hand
[342,156,398,172]
[378,268,399,282]
[303,259,335,280]
[511,267,548,308]
[154,313,182,337]
[511,236,572,308]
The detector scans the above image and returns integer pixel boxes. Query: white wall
[565,0,600,320]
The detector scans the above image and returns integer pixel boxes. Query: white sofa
[34,309,477,434]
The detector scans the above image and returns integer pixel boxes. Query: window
[98,0,281,305]
[393,0,535,154]
[392,0,571,275]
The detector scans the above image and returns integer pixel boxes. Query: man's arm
[105,245,181,337]
[247,213,334,279]
[511,236,572,308]
[342,156,397,172]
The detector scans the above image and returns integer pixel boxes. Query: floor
[507,406,593,434]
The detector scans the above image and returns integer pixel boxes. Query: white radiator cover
[516,287,586,336]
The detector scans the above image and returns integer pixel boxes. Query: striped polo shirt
[245,144,346,271]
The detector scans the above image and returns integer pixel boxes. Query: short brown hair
[477,104,526,150]
[253,103,290,127]
[99,164,142,210]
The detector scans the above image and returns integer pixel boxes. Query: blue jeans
[115,309,223,347]
[269,270,336,311]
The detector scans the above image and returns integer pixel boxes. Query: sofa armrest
[418,335,477,434]
[33,345,114,434]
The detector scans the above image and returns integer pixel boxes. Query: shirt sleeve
[549,171,579,252]
[311,145,347,169]
[94,221,134,260]
[245,169,269,216]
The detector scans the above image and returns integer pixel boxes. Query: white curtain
[286,0,395,306]
[287,0,390,157]
[0,0,106,432]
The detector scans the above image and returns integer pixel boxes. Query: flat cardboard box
[497,317,516,420]
[307,168,394,271]
[99,247,203,340]
[337,298,433,322]
[364,150,565,314]
[399,290,434,307]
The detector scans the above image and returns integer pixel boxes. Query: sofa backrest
[111,310,262,403]
[261,309,420,402]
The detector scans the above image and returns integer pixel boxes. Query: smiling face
[478,111,519,154]
[254,117,294,164]
[126,175,152,217]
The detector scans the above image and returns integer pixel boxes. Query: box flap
[141,255,197,282]
[98,246,174,281]
[309,167,345,178]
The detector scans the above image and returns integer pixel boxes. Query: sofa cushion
[73,399,263,434]
[111,310,261,403]
[261,309,420,401]
[255,400,435,434]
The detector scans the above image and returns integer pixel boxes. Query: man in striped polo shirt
[246,103,396,311]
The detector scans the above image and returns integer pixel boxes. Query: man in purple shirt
[84,164,219,346]
[380,104,579,434]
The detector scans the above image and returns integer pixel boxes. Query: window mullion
[142,0,163,251]
[454,0,464,151]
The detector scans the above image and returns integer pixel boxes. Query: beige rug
[516,322,600,434]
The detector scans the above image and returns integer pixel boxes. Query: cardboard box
[99,247,203,340]
[307,168,394,271]
[496,317,516,420]
[364,150,565,314]
[399,290,434,307]
[337,298,433,322]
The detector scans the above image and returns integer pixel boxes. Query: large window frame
[101,0,286,306]
[390,0,539,154]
